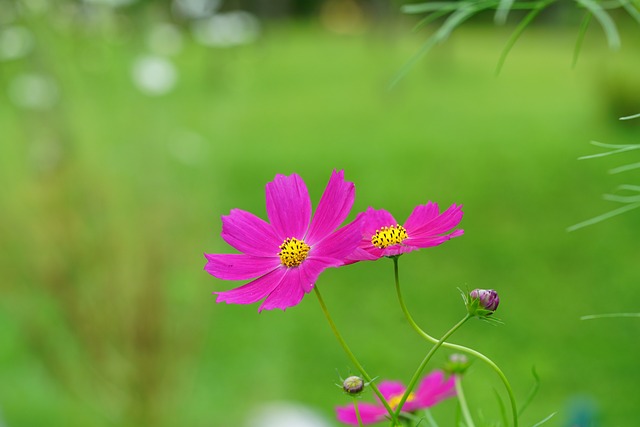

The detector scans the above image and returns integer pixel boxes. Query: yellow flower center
[371,224,408,249]
[388,392,415,410]
[278,237,311,267]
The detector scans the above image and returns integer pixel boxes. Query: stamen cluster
[278,237,311,267]
[371,224,408,249]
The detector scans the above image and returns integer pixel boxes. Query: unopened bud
[444,353,471,375]
[470,289,499,313]
[342,376,365,395]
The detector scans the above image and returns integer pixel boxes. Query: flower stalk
[352,397,364,427]
[392,256,518,427]
[314,285,399,425]
[455,375,476,427]
[393,312,471,421]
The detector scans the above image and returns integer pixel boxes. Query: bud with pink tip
[470,289,499,312]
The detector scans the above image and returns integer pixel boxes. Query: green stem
[353,396,364,427]
[314,286,399,425]
[455,375,476,427]
[392,257,519,427]
[423,409,439,427]
[393,313,472,420]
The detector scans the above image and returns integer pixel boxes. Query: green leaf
[531,412,557,427]
[609,161,640,174]
[413,8,459,31]
[567,202,640,231]
[496,0,555,74]
[620,112,640,120]
[573,12,592,67]
[620,0,640,24]
[402,2,470,14]
[493,388,509,427]
[391,1,496,87]
[518,367,540,416]
[617,184,640,192]
[581,312,640,320]
[575,0,621,49]
[602,193,640,203]
[578,141,640,159]
[495,0,515,24]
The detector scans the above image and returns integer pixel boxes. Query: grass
[1,11,640,427]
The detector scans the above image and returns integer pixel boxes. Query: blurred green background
[1,0,640,426]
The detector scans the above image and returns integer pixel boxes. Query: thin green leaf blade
[582,312,640,320]
[620,0,640,24]
[573,12,593,67]
[495,0,515,24]
[609,161,640,174]
[531,412,557,427]
[575,0,621,48]
[496,0,554,74]
[390,1,496,87]
[567,202,640,231]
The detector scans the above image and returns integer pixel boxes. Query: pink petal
[310,215,363,261]
[204,253,279,280]
[259,268,306,311]
[265,173,311,239]
[336,402,388,425]
[406,203,463,237]
[361,207,399,239]
[344,208,398,262]
[305,170,355,245]
[298,257,339,293]
[380,245,418,258]
[221,209,282,257]
[343,247,381,264]
[403,202,441,231]
[404,229,464,249]
[377,381,406,402]
[214,267,286,305]
[413,370,457,408]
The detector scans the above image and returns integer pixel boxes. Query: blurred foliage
[396,0,640,82]
[0,1,639,427]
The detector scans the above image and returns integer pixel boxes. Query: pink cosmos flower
[335,371,456,425]
[348,202,464,261]
[204,170,362,312]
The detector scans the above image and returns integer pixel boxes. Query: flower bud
[342,376,365,395]
[444,353,471,375]
[470,289,499,312]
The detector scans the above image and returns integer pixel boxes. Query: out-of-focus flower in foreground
[205,170,361,312]
[348,202,463,261]
[444,353,471,375]
[335,370,456,425]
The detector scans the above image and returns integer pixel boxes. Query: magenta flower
[204,170,362,312]
[335,371,456,425]
[348,202,464,261]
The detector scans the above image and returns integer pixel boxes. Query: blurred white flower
[245,402,332,427]
[147,23,184,56]
[191,11,260,48]
[0,26,34,61]
[8,73,59,110]
[131,55,177,96]
[172,0,221,19]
